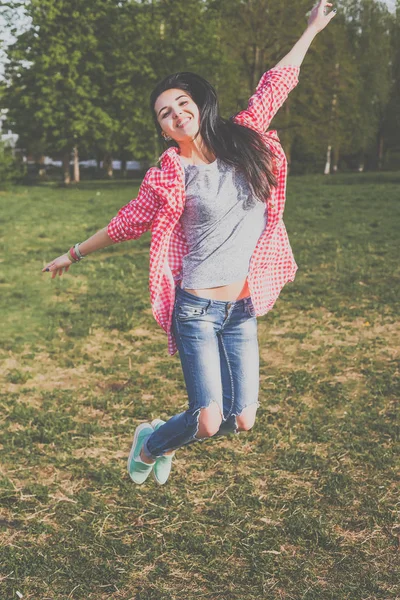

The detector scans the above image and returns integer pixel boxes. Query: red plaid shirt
[108,66,300,355]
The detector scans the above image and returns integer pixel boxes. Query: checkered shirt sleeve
[107,182,162,243]
[234,66,300,134]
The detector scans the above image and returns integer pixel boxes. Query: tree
[340,0,393,170]
[0,139,24,187]
[3,0,115,184]
[2,0,397,177]
[381,0,400,168]
[106,0,224,164]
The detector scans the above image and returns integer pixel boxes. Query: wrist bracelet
[74,243,84,259]
[69,246,79,262]
[67,244,84,264]
[67,249,76,263]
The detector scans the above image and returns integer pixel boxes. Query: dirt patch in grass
[1,348,98,395]
[72,446,126,463]
[82,328,132,358]
[27,364,92,391]
[260,311,399,374]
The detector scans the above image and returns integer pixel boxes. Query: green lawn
[0,173,399,599]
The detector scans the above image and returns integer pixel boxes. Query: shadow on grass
[323,172,400,186]
[22,179,144,191]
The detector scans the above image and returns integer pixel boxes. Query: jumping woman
[43,2,336,485]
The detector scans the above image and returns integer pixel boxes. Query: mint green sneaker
[127,423,155,484]
[151,419,175,485]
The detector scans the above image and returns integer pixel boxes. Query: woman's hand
[307,1,337,33]
[41,228,114,280]
[42,254,72,279]
[274,0,336,68]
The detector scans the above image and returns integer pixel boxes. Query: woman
[43,2,336,485]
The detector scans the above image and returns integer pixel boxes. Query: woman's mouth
[176,117,191,128]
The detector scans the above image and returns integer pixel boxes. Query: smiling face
[154,88,201,144]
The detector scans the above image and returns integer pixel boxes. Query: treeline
[1,0,399,183]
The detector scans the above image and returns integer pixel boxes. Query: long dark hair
[149,72,278,203]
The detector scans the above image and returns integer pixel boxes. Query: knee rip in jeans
[194,401,223,439]
[234,401,260,432]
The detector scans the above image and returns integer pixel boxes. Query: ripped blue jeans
[142,286,260,459]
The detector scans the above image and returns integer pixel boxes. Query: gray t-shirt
[179,156,267,288]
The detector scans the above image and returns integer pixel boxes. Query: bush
[0,142,25,188]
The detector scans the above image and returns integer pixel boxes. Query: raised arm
[234,1,337,134]
[275,1,337,68]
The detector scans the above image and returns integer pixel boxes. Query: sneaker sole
[127,423,154,480]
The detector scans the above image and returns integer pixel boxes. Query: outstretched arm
[275,1,337,68]
[41,228,115,279]
[234,1,337,134]
[42,181,162,278]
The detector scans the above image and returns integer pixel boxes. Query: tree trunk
[325,63,339,175]
[377,132,384,170]
[154,132,160,163]
[62,152,71,185]
[73,146,80,183]
[357,150,365,172]
[324,145,331,175]
[286,144,292,175]
[38,155,46,179]
[249,43,264,92]
[121,157,127,178]
[96,153,102,176]
[103,153,113,178]
[251,45,261,90]
[283,102,292,172]
[333,146,340,172]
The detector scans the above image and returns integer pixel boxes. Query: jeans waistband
[175,285,252,308]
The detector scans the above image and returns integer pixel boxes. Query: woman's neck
[178,137,216,165]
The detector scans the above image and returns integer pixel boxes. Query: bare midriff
[183,276,250,301]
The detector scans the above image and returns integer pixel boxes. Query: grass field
[0,173,399,600]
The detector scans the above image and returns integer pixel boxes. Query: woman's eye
[161,101,187,118]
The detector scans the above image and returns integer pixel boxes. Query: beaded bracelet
[70,246,79,262]
[74,243,84,260]
[67,245,83,263]
[67,243,85,264]
[67,249,77,263]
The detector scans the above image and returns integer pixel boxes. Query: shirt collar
[159,146,181,167]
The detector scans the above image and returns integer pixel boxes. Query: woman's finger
[326,6,337,19]
[43,253,73,275]
[318,1,332,8]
